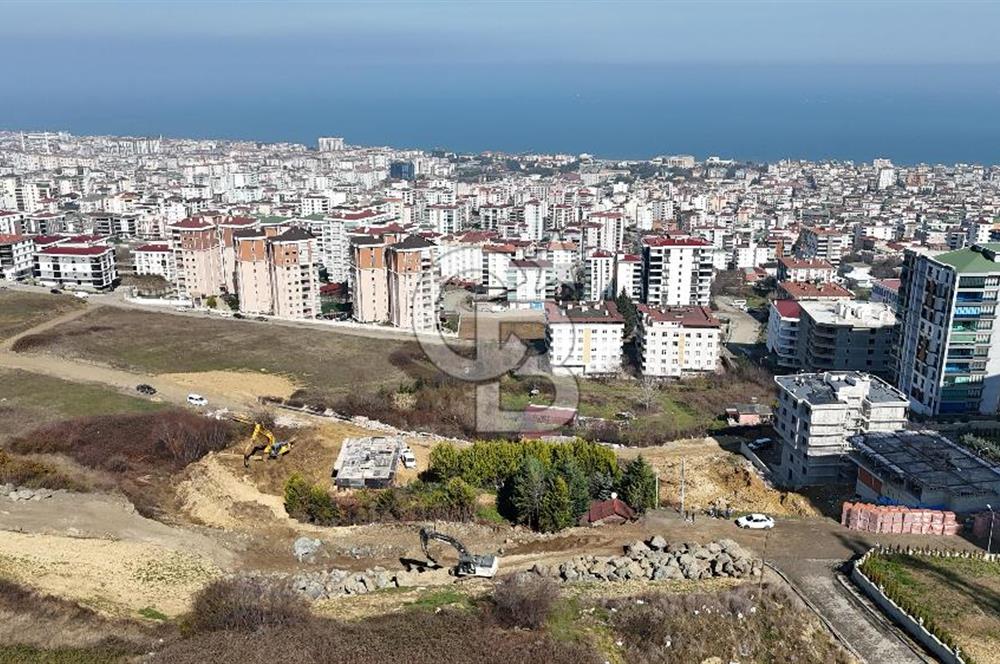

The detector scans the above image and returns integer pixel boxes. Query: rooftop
[799,299,896,327]
[637,304,720,328]
[775,371,907,406]
[778,280,854,300]
[933,243,1000,274]
[851,430,1000,498]
[332,436,402,488]
[544,300,623,325]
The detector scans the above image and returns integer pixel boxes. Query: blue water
[4,57,1000,165]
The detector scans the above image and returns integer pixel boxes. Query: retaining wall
[852,547,975,664]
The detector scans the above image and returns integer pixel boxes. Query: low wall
[852,547,999,664]
[738,442,771,476]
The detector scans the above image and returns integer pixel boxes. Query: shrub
[284,473,339,525]
[490,573,558,630]
[9,410,233,473]
[0,450,88,491]
[187,577,310,634]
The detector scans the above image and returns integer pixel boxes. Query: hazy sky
[4,1,1000,68]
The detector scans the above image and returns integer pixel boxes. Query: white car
[400,449,417,469]
[187,394,208,407]
[736,513,775,530]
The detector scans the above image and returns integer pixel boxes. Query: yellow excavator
[239,420,293,468]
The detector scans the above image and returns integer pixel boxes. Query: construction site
[0,292,993,664]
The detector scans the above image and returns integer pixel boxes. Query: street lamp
[988,504,996,555]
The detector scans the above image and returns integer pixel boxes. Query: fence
[841,501,959,535]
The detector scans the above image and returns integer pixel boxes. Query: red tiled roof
[134,243,170,252]
[637,304,721,328]
[778,281,853,300]
[580,498,636,524]
[0,234,30,244]
[39,245,110,256]
[773,299,802,319]
[779,256,834,270]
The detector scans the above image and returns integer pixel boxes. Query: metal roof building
[850,429,1000,512]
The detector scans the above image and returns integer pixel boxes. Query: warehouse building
[850,430,1000,513]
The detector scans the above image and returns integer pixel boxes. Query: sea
[5,63,1000,165]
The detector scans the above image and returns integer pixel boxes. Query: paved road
[642,510,953,663]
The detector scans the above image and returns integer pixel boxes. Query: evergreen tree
[615,289,639,338]
[511,457,547,529]
[589,470,616,501]
[538,475,573,533]
[428,443,460,481]
[618,455,658,512]
[555,458,591,519]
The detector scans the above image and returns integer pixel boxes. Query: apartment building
[350,236,391,323]
[896,243,1000,416]
[766,299,802,368]
[387,235,439,332]
[796,227,849,266]
[269,227,320,320]
[483,244,515,298]
[218,216,259,293]
[234,229,272,315]
[133,243,175,281]
[796,300,896,376]
[640,235,714,306]
[544,300,624,375]
[615,253,642,300]
[168,217,223,300]
[777,256,835,283]
[871,278,901,309]
[774,372,908,487]
[635,304,721,377]
[0,234,34,280]
[584,250,615,301]
[34,238,117,291]
[506,259,553,308]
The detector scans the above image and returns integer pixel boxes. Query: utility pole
[759,531,769,591]
[988,504,996,555]
[679,458,686,517]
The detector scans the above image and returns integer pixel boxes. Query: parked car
[136,384,157,396]
[233,313,244,319]
[49,288,62,295]
[255,316,267,322]
[735,513,775,530]
[747,437,772,452]
[400,448,417,469]
[187,393,208,407]
[73,291,90,300]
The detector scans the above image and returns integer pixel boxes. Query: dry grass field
[12,307,423,402]
[0,291,85,341]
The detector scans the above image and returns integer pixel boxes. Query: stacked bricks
[842,502,959,536]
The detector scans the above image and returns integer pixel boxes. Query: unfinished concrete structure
[850,430,1000,512]
[774,372,908,487]
[331,437,403,489]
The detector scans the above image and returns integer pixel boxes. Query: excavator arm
[419,528,498,578]
[419,527,469,565]
[243,423,277,467]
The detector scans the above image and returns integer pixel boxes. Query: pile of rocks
[534,537,761,583]
[0,484,58,502]
[290,566,404,600]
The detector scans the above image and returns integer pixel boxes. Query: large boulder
[647,535,668,551]
[293,537,322,563]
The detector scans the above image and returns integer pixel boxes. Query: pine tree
[511,457,547,529]
[589,470,616,501]
[539,475,573,533]
[618,455,658,512]
[555,458,591,519]
[615,289,639,338]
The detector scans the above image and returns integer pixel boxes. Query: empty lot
[11,307,425,403]
[0,368,166,442]
[0,291,85,341]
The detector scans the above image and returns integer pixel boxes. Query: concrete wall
[851,547,989,664]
